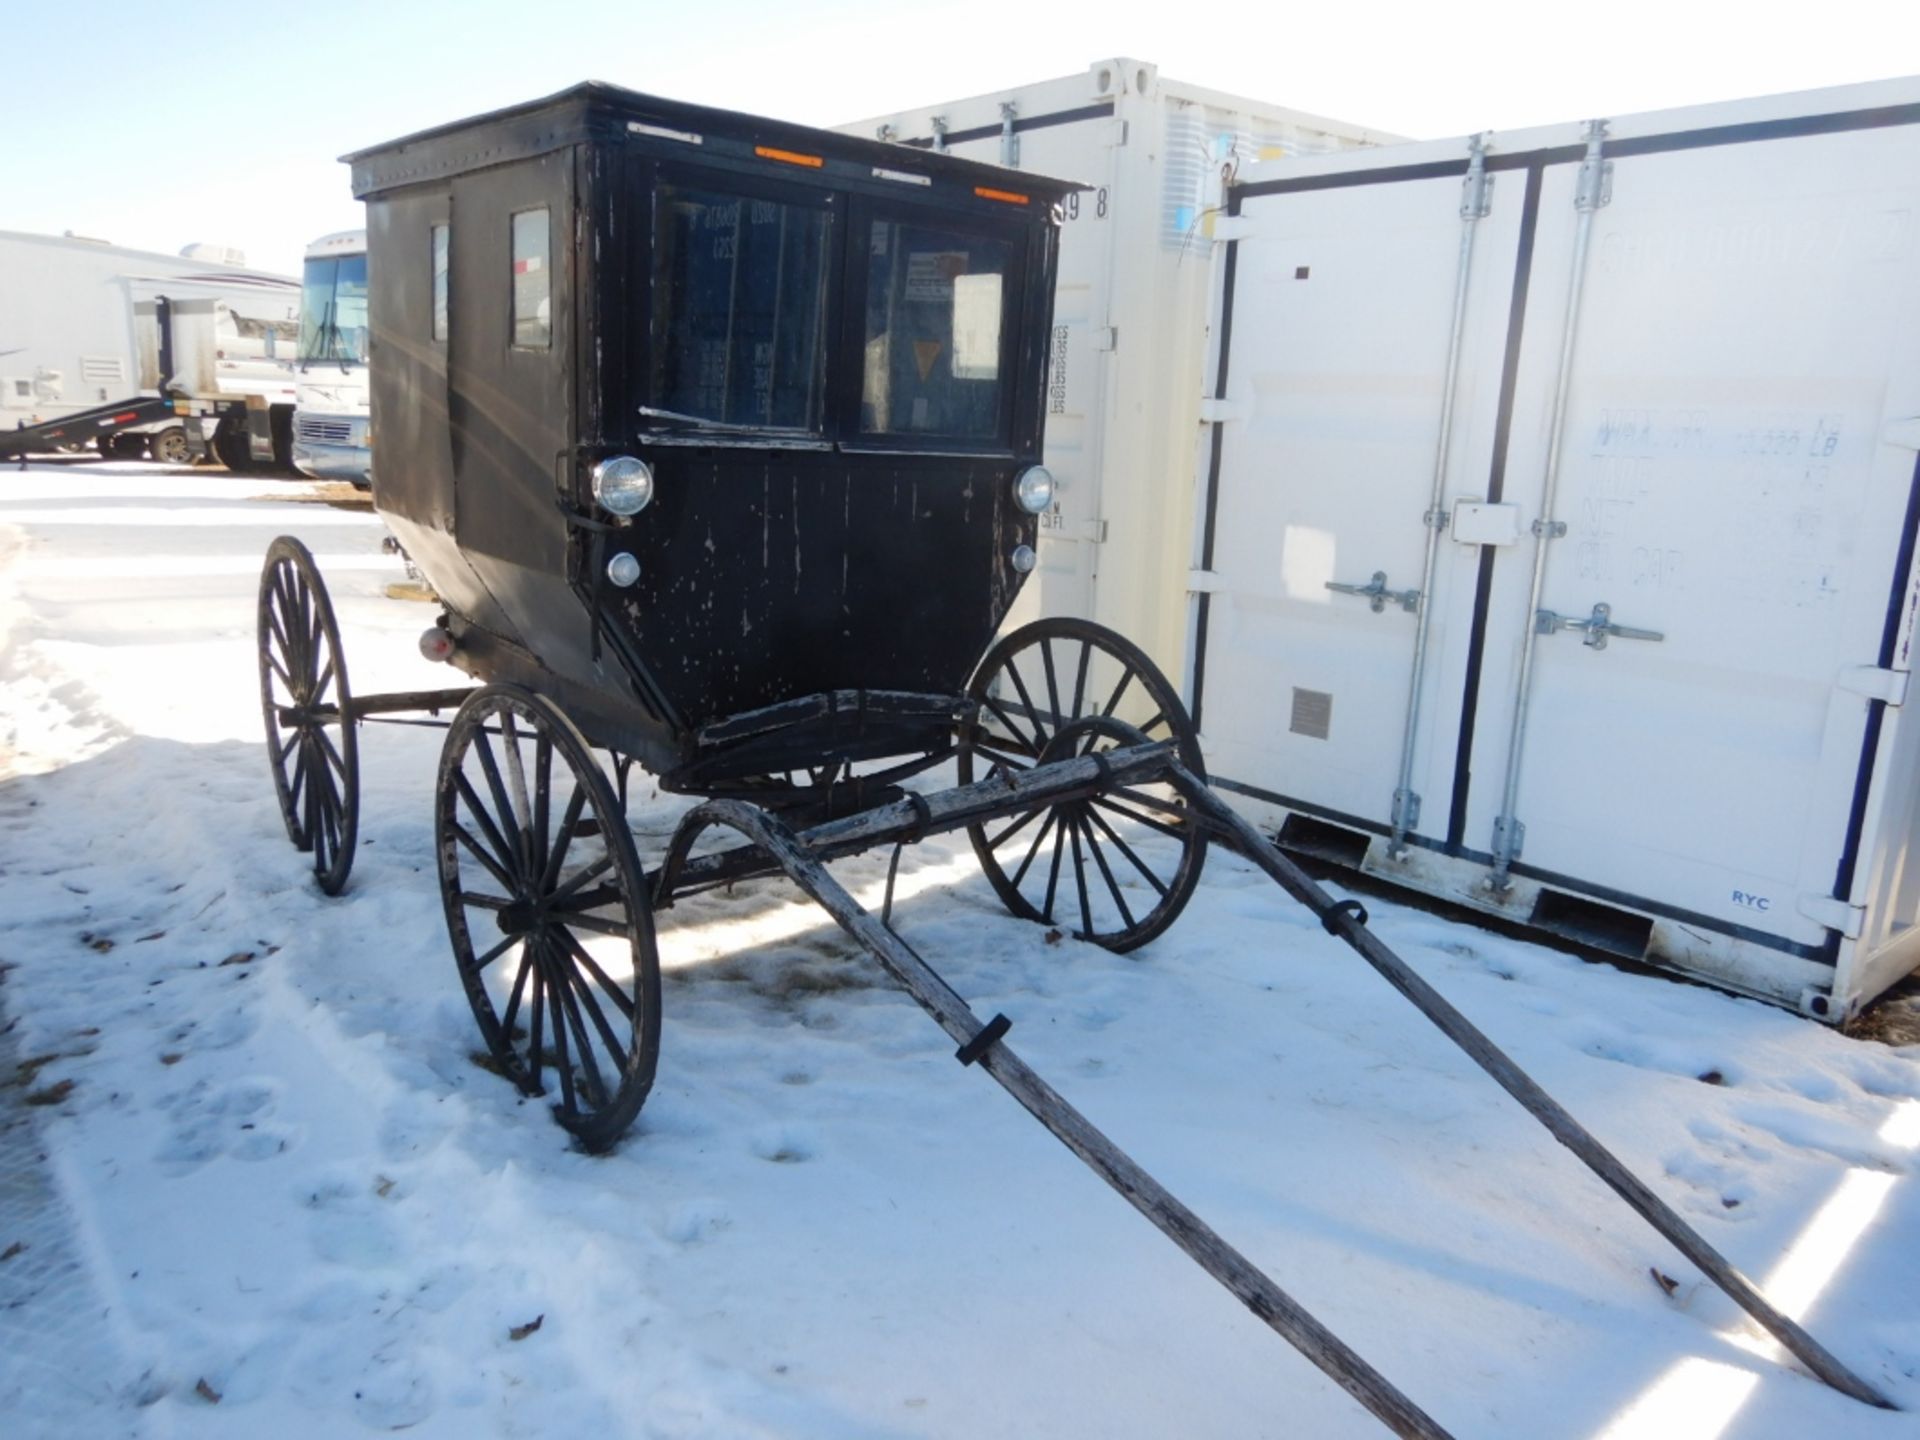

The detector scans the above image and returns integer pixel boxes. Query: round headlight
[1013,465,1055,515]
[1010,544,1037,574]
[592,455,654,517]
[606,551,641,588]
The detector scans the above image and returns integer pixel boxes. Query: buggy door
[446,149,585,675]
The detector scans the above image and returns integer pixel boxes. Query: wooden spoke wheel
[956,618,1208,952]
[258,535,359,896]
[436,686,662,1152]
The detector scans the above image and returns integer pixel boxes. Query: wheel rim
[436,688,662,1151]
[957,619,1207,952]
[152,430,189,464]
[257,536,359,895]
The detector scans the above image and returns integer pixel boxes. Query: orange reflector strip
[112,412,138,423]
[755,145,823,168]
[974,186,1030,205]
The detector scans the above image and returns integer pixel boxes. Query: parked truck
[0,229,300,467]
[291,229,372,485]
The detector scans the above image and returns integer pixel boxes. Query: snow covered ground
[2,462,1918,1439]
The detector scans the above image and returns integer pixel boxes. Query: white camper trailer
[1188,76,1920,1020]
[291,230,372,485]
[843,60,1393,682]
[0,229,299,466]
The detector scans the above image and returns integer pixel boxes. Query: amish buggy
[253,85,1893,1435]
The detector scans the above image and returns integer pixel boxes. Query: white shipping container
[1189,77,1920,1020]
[842,60,1394,683]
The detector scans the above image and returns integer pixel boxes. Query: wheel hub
[497,899,541,936]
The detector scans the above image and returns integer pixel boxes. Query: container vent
[1277,813,1371,868]
[1529,889,1655,959]
[80,355,125,385]
[1290,687,1332,739]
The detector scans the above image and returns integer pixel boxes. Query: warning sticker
[905,251,968,302]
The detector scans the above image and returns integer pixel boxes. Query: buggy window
[652,185,831,430]
[861,220,1011,441]
[511,209,550,350]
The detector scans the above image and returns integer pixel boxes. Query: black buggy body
[345,83,1077,788]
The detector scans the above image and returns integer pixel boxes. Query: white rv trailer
[1189,76,1920,1020]
[0,229,299,465]
[842,60,1394,684]
[291,230,372,485]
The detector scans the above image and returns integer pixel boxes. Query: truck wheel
[212,415,256,473]
[270,406,295,473]
[147,426,191,465]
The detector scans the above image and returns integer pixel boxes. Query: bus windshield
[299,253,370,364]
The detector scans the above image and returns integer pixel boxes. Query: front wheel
[435,687,662,1152]
[258,536,359,895]
[956,618,1207,952]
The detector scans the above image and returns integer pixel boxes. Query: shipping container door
[1461,123,1920,954]
[1197,167,1524,839]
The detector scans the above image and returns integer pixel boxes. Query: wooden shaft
[681,798,1456,1440]
[1164,765,1893,1411]
[657,741,1176,899]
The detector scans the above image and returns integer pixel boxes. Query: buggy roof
[345,81,1084,203]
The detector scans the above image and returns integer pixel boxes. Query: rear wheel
[957,618,1207,952]
[213,414,256,472]
[436,687,662,1152]
[147,426,190,465]
[257,536,359,895]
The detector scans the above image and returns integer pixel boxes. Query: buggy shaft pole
[1162,764,1894,1410]
[655,742,1179,901]
[665,799,1456,1440]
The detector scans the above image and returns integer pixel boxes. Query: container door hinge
[1391,788,1421,830]
[1198,397,1247,424]
[1078,519,1109,544]
[1884,416,1920,450]
[1798,894,1866,940]
[1575,120,1613,212]
[1491,816,1525,864]
[1211,215,1257,243]
[1836,665,1909,705]
[1187,568,1223,594]
[1091,326,1118,352]
[1105,118,1130,148]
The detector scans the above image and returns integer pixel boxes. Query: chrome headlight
[1013,465,1054,515]
[1010,544,1037,574]
[606,551,641,588]
[592,454,654,517]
